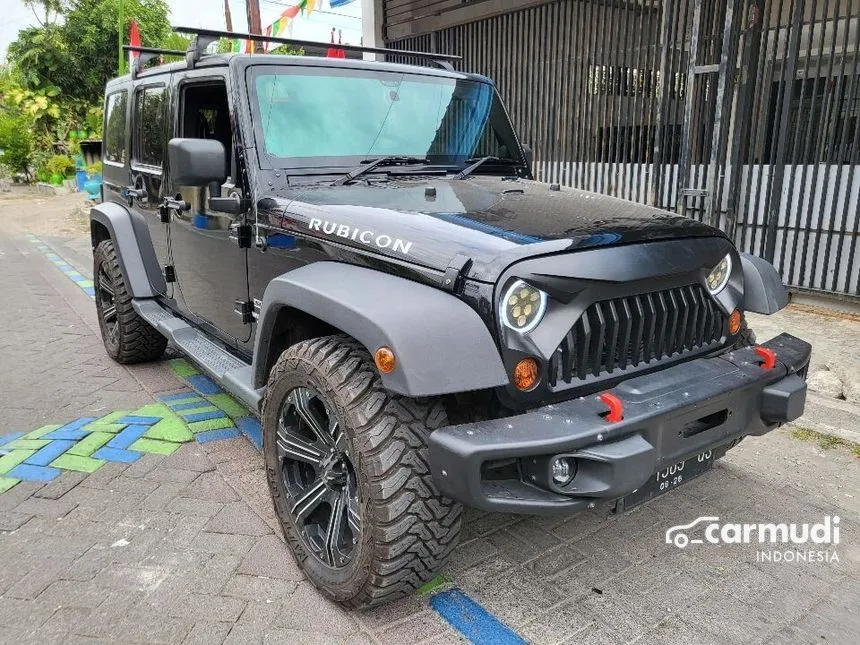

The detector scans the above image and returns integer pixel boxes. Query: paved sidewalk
[0,194,858,644]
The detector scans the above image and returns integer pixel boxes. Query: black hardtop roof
[105,52,491,91]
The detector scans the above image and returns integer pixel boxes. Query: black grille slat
[550,284,727,387]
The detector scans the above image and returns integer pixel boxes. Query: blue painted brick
[108,425,150,450]
[54,418,97,433]
[93,447,141,463]
[185,375,222,395]
[41,429,90,441]
[0,432,26,448]
[195,427,241,444]
[430,589,525,645]
[83,287,95,298]
[8,464,61,482]
[115,416,162,426]
[25,440,76,466]
[170,400,207,411]
[181,410,227,423]
[159,391,198,402]
[236,417,262,451]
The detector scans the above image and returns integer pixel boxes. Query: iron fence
[387,0,860,299]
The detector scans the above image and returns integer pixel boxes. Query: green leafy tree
[0,112,35,179]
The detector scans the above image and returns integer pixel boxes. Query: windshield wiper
[334,156,429,186]
[455,156,519,180]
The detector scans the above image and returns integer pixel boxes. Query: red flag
[128,19,141,69]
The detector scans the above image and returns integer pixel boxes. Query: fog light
[551,457,574,486]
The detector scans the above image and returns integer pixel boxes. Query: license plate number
[621,449,715,510]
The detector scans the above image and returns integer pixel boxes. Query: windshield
[248,66,524,170]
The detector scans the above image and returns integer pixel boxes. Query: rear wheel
[262,335,462,608]
[93,240,167,363]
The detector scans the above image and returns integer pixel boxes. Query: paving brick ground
[1,194,858,644]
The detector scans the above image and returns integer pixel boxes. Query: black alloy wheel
[276,386,361,568]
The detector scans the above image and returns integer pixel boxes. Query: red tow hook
[754,346,776,370]
[598,392,624,423]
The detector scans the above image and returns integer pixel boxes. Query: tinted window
[104,91,128,164]
[135,86,166,167]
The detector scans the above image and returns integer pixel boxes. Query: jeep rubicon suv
[91,30,810,608]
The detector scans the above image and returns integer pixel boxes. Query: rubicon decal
[308,218,413,255]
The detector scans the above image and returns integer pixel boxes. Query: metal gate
[387,0,860,299]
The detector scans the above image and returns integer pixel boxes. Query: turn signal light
[729,308,742,335]
[374,347,397,374]
[513,358,540,391]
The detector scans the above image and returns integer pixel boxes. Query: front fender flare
[253,263,509,397]
[740,253,788,314]
[90,201,166,297]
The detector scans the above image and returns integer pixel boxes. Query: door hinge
[442,253,473,294]
[234,299,255,324]
[230,223,253,248]
[163,265,176,283]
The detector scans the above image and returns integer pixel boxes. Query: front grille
[549,284,727,387]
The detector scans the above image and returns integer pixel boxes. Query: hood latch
[442,253,473,294]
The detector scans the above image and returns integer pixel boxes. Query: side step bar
[133,299,264,413]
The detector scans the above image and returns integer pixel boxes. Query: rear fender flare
[89,201,166,297]
[253,262,509,397]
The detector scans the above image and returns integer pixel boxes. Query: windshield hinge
[442,254,472,294]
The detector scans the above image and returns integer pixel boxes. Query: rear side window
[135,86,167,167]
[104,91,128,164]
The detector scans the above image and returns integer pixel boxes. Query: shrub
[46,154,75,177]
[0,112,35,179]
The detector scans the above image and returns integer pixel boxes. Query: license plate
[620,449,716,510]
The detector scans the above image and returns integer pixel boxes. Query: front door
[165,74,251,352]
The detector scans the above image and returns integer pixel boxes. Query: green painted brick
[88,411,131,425]
[78,279,94,288]
[22,424,61,440]
[67,432,113,457]
[417,573,452,595]
[188,417,234,433]
[143,417,193,443]
[0,477,20,494]
[0,450,37,475]
[178,405,219,416]
[166,394,204,406]
[130,438,181,455]
[132,402,173,418]
[207,393,249,419]
[7,439,51,450]
[170,359,199,377]
[51,454,105,473]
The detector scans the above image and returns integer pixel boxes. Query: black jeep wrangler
[91,30,811,607]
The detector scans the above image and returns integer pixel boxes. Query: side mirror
[168,138,227,187]
[521,144,534,171]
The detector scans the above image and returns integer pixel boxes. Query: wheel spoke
[333,420,348,454]
[102,304,117,323]
[324,487,348,566]
[277,420,326,466]
[288,388,334,448]
[346,483,361,537]
[98,271,114,297]
[291,479,330,525]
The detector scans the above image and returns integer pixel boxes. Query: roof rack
[123,45,187,78]
[172,26,461,71]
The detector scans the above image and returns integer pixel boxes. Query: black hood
[262,176,724,282]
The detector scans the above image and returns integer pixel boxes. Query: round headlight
[500,280,547,333]
[706,254,732,294]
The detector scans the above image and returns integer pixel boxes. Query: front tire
[262,335,462,608]
[93,239,167,363]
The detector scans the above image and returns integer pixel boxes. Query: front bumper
[428,333,811,514]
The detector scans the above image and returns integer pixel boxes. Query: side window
[104,91,128,164]
[134,86,167,168]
